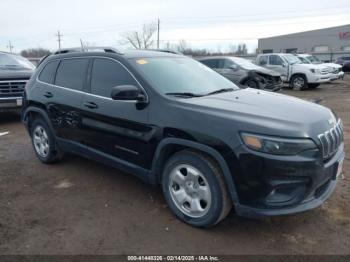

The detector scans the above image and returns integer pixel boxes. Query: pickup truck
[296,54,344,80]
[256,53,332,90]
[0,52,34,112]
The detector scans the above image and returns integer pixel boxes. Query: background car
[198,56,282,91]
[0,52,35,112]
[296,54,344,80]
[256,53,332,90]
[335,56,350,72]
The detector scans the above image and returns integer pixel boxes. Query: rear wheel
[30,118,63,164]
[162,150,232,227]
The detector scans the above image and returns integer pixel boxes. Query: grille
[318,119,344,159]
[0,80,27,98]
[321,68,332,75]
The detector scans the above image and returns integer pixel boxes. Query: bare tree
[121,23,157,49]
[20,48,51,58]
[176,40,188,53]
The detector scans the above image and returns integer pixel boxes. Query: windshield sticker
[137,59,148,65]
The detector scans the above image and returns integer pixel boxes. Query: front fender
[150,137,240,205]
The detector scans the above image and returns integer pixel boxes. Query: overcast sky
[1,0,350,53]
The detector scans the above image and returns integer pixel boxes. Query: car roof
[47,49,183,62]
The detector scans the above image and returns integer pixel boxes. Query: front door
[80,57,151,168]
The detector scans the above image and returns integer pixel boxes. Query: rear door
[80,57,151,168]
[47,58,89,142]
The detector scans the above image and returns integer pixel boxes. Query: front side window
[257,56,268,66]
[132,57,239,95]
[38,60,59,83]
[283,54,301,65]
[269,55,284,66]
[90,58,137,98]
[55,58,89,91]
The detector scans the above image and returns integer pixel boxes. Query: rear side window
[38,60,59,83]
[90,58,137,98]
[55,58,89,91]
[257,56,268,66]
[200,59,220,69]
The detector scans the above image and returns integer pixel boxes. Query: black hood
[0,68,33,80]
[176,88,335,140]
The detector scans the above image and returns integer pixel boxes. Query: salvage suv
[257,53,332,90]
[0,52,35,111]
[22,48,345,227]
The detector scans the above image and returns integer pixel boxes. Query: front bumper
[308,74,331,83]
[330,71,345,80]
[0,97,23,110]
[231,143,345,218]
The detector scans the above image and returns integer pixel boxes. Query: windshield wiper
[165,92,203,98]
[204,88,234,96]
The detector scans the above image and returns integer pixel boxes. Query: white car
[256,53,332,90]
[296,54,344,81]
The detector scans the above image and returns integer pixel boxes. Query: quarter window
[54,58,89,91]
[38,60,59,84]
[90,58,138,98]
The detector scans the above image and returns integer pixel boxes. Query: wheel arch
[22,106,54,133]
[150,138,240,205]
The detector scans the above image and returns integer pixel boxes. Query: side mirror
[282,63,287,67]
[229,64,239,71]
[111,85,146,101]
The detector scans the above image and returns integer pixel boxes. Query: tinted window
[200,59,220,69]
[223,59,236,69]
[91,58,137,98]
[55,59,89,91]
[257,56,268,66]
[38,60,59,83]
[269,55,284,66]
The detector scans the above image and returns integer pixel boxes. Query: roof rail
[147,49,183,55]
[53,46,123,55]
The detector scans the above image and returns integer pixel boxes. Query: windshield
[298,56,311,64]
[306,55,321,64]
[283,54,301,65]
[0,53,35,70]
[229,57,262,70]
[132,57,239,96]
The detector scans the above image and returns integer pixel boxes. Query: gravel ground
[0,75,349,255]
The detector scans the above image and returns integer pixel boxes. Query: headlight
[241,133,317,155]
[310,69,321,74]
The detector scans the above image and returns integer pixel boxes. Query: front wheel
[290,75,308,90]
[244,79,260,89]
[162,150,232,227]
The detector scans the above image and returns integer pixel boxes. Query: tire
[30,117,63,164]
[162,150,232,227]
[308,83,320,89]
[290,74,308,90]
[244,79,260,89]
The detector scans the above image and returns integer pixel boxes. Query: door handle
[44,92,53,98]
[84,102,98,109]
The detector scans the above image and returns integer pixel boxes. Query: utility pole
[7,41,14,53]
[55,30,63,51]
[157,18,160,49]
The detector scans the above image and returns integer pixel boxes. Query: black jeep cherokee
[22,48,345,227]
[0,52,35,112]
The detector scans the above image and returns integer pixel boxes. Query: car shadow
[0,111,21,125]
